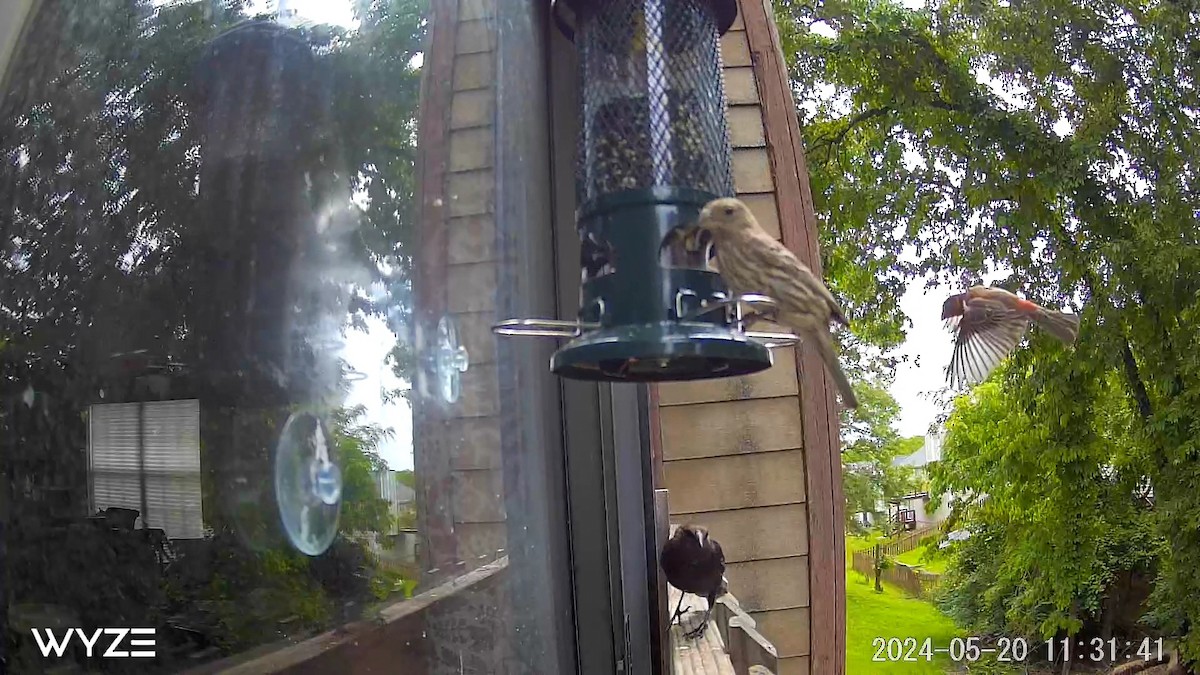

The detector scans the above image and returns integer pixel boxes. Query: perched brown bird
[660,524,728,640]
[697,197,859,409]
[941,285,1081,388]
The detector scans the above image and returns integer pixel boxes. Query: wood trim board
[739,1,846,673]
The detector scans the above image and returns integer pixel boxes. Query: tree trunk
[873,545,884,592]
[1062,601,1080,675]
[1101,570,1127,644]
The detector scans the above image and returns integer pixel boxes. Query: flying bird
[697,197,859,409]
[941,285,1081,388]
[660,524,728,641]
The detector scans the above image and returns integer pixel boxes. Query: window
[0,1,601,673]
[88,399,204,540]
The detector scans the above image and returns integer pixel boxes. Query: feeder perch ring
[493,291,798,345]
[679,292,780,323]
[492,318,601,339]
[744,330,800,349]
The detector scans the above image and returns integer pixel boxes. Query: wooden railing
[181,556,510,674]
[713,592,780,675]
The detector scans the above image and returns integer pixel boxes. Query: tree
[870,544,894,593]
[776,0,1200,664]
[841,380,921,531]
[929,378,1160,645]
[331,404,394,536]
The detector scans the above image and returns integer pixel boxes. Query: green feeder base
[550,322,773,383]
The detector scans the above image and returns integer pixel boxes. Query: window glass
[0,1,569,672]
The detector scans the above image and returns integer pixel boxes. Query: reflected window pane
[0,0,569,672]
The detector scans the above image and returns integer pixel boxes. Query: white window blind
[88,399,204,540]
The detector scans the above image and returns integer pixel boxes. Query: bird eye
[723,206,734,216]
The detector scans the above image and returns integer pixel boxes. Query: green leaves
[787,0,1200,661]
[841,380,922,529]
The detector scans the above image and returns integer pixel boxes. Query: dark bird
[941,285,1082,388]
[659,524,728,641]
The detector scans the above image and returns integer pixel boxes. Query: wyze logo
[30,628,156,658]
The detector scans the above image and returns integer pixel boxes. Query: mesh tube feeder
[494,0,798,382]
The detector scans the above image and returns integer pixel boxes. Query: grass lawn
[846,560,962,673]
[894,545,950,575]
[847,532,886,553]
[846,534,1031,674]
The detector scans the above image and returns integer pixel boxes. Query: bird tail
[813,331,859,409]
[1031,307,1081,345]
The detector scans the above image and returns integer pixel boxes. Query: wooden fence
[852,536,943,601]
[878,524,940,557]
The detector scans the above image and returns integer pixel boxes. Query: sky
[256,0,358,28]
[340,315,414,471]
[890,284,954,437]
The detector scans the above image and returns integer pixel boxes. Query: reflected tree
[1,0,426,667]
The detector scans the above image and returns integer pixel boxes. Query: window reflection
[1,0,560,672]
[89,399,204,541]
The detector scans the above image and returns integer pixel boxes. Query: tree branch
[1121,339,1153,421]
[810,105,893,162]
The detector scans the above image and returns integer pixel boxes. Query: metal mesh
[575,0,735,204]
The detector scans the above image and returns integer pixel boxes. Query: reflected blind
[88,399,203,539]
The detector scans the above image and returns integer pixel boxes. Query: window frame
[546,12,662,675]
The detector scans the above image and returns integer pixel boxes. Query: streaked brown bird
[697,197,859,409]
[660,524,728,641]
[941,285,1081,388]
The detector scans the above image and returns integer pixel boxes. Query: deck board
[668,584,737,675]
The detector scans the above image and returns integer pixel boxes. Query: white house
[853,429,956,530]
[370,470,418,567]
[373,469,416,534]
[888,430,953,530]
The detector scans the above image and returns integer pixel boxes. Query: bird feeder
[494,0,796,382]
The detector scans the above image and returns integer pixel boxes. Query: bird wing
[945,297,1030,388]
[755,235,849,326]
